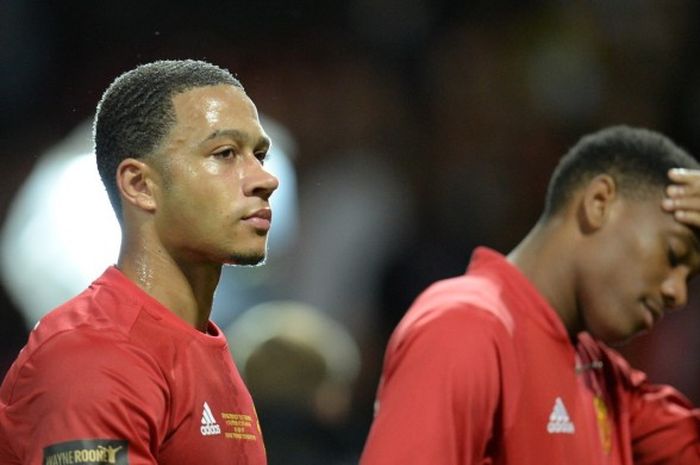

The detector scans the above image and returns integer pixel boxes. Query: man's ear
[577,174,617,233]
[116,158,158,213]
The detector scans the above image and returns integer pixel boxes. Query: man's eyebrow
[200,129,271,150]
[678,227,700,257]
[684,231,700,275]
[690,230,700,255]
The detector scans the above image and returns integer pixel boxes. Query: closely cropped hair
[93,59,243,219]
[542,125,700,218]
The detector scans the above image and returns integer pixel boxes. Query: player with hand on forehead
[361,126,700,465]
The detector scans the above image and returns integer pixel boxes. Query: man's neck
[507,218,583,340]
[117,238,221,333]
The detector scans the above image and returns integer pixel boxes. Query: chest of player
[156,343,266,465]
[494,321,625,465]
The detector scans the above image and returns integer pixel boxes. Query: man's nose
[243,158,279,200]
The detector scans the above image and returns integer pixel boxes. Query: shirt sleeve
[360,305,509,465]
[607,349,700,464]
[2,330,169,465]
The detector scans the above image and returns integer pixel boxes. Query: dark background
[2,1,700,463]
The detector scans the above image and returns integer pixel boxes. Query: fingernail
[662,198,674,209]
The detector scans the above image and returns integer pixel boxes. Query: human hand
[662,168,700,227]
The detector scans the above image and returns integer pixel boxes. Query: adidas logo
[200,401,222,436]
[546,397,575,434]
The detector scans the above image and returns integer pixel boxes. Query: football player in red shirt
[362,126,700,465]
[0,60,278,465]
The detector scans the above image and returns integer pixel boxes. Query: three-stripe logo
[200,401,222,436]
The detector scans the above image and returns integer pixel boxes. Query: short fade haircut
[542,125,700,219]
[93,59,243,219]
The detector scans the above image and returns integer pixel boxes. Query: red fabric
[0,267,266,465]
[361,247,700,465]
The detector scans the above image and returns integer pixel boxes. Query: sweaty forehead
[157,85,264,155]
[171,84,259,127]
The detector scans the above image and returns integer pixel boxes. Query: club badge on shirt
[43,439,128,465]
[593,396,612,454]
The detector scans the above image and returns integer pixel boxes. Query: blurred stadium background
[2,1,700,463]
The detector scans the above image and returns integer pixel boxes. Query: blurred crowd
[2,1,700,463]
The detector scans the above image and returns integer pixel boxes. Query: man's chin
[591,325,642,348]
[224,251,266,267]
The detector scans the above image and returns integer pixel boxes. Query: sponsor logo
[546,397,575,434]
[43,439,127,465]
[200,401,222,436]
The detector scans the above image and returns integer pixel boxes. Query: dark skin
[508,170,700,345]
[116,85,279,332]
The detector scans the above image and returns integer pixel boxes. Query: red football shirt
[361,247,700,465]
[0,267,266,465]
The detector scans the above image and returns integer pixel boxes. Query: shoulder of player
[400,274,514,336]
[25,278,143,344]
[384,275,514,364]
[1,332,170,455]
[22,279,181,367]
[4,324,166,404]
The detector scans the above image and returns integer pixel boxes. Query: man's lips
[242,208,272,230]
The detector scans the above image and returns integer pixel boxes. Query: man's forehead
[685,225,700,255]
[666,213,700,254]
[626,195,700,251]
[172,84,253,115]
[170,86,261,132]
